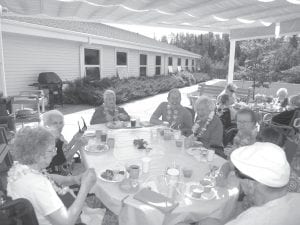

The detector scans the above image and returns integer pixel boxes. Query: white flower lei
[8,162,69,195]
[166,104,179,124]
[192,111,214,138]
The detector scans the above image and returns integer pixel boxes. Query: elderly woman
[90,89,130,125]
[7,126,97,225]
[43,110,87,175]
[191,96,223,148]
[217,83,237,105]
[150,88,193,135]
[224,108,258,156]
[275,88,289,108]
[272,94,300,126]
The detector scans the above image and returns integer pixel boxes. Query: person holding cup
[150,88,193,136]
[90,89,130,125]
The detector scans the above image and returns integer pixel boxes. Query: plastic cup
[129,165,140,179]
[173,130,181,140]
[201,180,213,193]
[100,132,107,142]
[175,139,183,148]
[130,118,136,127]
[96,130,102,140]
[141,157,151,173]
[182,167,193,178]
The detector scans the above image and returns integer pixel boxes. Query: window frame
[139,53,148,77]
[168,57,173,66]
[80,46,102,80]
[155,55,162,75]
[177,58,181,66]
[116,51,128,67]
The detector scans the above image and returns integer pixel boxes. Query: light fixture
[236,18,255,24]
[213,15,229,22]
[257,0,276,2]
[180,22,192,26]
[275,22,280,38]
[286,0,300,4]
[184,12,196,18]
[260,20,272,26]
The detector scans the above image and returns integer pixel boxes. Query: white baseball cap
[231,142,290,188]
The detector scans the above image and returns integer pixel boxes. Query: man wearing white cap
[199,142,300,225]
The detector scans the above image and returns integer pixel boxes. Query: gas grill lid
[38,72,62,84]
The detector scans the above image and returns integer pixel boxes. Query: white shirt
[226,193,300,225]
[7,170,64,225]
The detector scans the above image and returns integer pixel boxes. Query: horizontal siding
[100,45,116,78]
[128,49,139,78]
[3,33,80,96]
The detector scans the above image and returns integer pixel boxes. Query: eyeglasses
[229,89,235,93]
[234,168,254,180]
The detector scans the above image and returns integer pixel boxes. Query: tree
[160,35,168,43]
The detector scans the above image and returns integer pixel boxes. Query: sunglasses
[229,89,235,93]
[234,168,254,180]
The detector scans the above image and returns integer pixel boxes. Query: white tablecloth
[81,125,239,225]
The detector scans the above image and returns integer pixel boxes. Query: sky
[105,23,209,41]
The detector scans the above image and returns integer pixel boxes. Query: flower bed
[63,73,209,106]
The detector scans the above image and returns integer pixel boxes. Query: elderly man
[150,88,193,135]
[200,142,300,225]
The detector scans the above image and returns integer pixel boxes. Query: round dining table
[81,124,239,225]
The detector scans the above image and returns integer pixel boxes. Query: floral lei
[192,111,214,138]
[8,162,69,195]
[104,105,119,121]
[166,104,179,124]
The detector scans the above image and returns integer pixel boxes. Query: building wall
[3,33,80,95]
[2,32,197,95]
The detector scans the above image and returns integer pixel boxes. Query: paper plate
[186,147,202,156]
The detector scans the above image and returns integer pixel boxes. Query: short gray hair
[194,95,215,112]
[103,90,116,101]
[42,110,64,126]
[10,126,55,165]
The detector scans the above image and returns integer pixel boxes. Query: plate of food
[106,121,124,129]
[85,143,109,153]
[99,169,126,183]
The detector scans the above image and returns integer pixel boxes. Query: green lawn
[211,80,300,97]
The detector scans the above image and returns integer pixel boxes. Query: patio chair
[11,95,41,127]
[19,90,45,113]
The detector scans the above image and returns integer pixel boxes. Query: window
[117,52,127,66]
[177,58,181,66]
[140,54,147,76]
[192,59,195,72]
[168,57,173,66]
[84,48,100,80]
[185,59,188,67]
[155,56,161,75]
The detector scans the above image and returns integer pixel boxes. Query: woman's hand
[81,169,97,191]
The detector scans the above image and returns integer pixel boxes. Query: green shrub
[63,74,209,106]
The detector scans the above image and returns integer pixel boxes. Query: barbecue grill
[30,72,63,109]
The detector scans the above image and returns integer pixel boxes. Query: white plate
[84,130,96,137]
[98,169,126,183]
[85,144,109,153]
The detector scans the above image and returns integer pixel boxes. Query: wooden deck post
[227,39,236,84]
